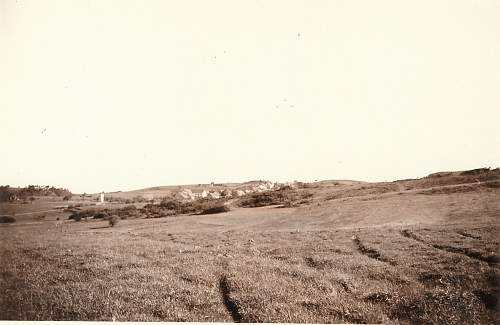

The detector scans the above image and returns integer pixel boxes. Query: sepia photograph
[1,0,499,323]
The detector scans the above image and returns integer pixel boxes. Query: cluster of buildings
[178,181,282,201]
[96,181,301,203]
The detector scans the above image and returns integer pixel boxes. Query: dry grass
[0,172,499,323]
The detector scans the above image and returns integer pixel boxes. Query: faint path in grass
[400,229,498,266]
[219,275,242,322]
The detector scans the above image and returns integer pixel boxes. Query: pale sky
[1,0,499,193]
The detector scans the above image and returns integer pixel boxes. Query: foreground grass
[0,190,499,323]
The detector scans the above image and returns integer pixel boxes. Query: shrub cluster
[141,198,230,218]
[200,203,230,214]
[112,205,138,219]
[68,205,139,221]
[108,215,119,227]
[68,209,97,221]
[238,192,278,207]
[141,204,177,218]
[237,188,313,208]
[93,212,109,219]
[0,185,71,202]
[0,216,16,223]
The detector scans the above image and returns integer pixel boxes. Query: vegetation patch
[141,198,230,218]
[68,209,96,221]
[68,205,139,221]
[237,188,313,208]
[108,215,119,227]
[199,203,230,215]
[364,292,391,303]
[0,185,71,202]
[0,216,16,223]
[111,205,139,219]
[483,181,500,188]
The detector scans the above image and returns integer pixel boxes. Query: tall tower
[100,192,105,203]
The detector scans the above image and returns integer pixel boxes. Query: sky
[1,0,499,193]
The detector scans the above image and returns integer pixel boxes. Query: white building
[180,189,195,201]
[209,191,221,199]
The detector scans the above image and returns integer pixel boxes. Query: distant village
[1,181,303,205]
[178,181,282,201]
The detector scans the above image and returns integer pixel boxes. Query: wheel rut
[219,275,243,322]
[457,230,481,239]
[352,236,396,265]
[400,229,498,266]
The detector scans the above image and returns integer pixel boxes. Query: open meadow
[1,171,499,323]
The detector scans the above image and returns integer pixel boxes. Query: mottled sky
[1,0,499,193]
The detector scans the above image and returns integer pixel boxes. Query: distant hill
[78,167,500,203]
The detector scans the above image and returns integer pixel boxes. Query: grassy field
[1,173,499,323]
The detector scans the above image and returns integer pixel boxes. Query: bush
[200,203,230,215]
[238,189,313,208]
[238,192,282,207]
[68,209,96,221]
[93,212,109,219]
[108,215,119,227]
[159,199,183,211]
[62,195,72,201]
[0,216,16,223]
[115,205,138,219]
[141,198,230,218]
[141,203,162,218]
[68,212,82,221]
[68,205,139,221]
